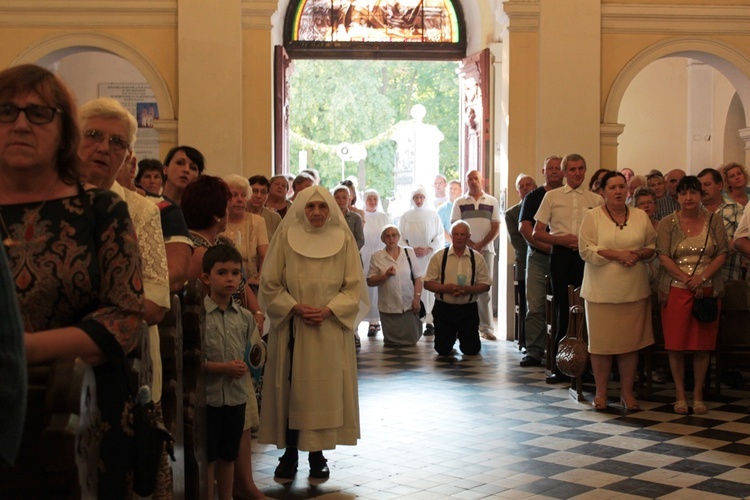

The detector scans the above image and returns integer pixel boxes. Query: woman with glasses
[0,65,144,497]
[634,187,659,231]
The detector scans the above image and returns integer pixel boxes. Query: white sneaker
[480,331,497,341]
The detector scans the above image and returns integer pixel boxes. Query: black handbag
[689,214,719,323]
[692,296,719,323]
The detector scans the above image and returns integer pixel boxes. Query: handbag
[689,214,718,323]
[404,248,427,319]
[555,304,589,378]
[692,296,718,323]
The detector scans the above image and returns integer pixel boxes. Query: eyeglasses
[636,200,655,206]
[82,129,131,152]
[0,103,62,125]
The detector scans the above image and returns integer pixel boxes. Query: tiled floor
[252,326,750,499]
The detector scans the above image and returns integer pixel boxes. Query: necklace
[0,181,59,248]
[605,204,628,230]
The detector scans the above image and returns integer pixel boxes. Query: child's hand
[226,359,248,379]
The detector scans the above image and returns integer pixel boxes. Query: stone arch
[604,36,750,128]
[11,31,175,121]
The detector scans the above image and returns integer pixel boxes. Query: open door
[457,49,490,186]
[274,46,292,175]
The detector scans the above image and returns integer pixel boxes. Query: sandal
[592,395,607,411]
[673,400,688,415]
[693,401,708,415]
[367,325,378,337]
[620,396,641,412]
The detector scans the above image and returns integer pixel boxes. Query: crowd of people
[3,63,750,498]
[513,154,750,416]
[0,64,506,498]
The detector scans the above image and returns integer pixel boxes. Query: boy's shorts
[207,403,246,462]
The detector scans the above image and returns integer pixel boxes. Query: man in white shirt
[533,153,603,383]
[424,221,492,356]
[451,170,501,340]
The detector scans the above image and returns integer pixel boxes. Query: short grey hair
[78,97,137,148]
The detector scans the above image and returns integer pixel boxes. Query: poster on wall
[99,83,160,162]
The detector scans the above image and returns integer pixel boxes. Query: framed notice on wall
[99,83,160,161]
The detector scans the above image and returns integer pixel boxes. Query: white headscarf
[285,186,347,259]
[410,186,429,209]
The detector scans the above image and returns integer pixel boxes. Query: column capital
[600,123,625,147]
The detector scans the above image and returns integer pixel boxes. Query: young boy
[201,244,262,500]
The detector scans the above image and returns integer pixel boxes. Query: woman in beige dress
[579,172,656,411]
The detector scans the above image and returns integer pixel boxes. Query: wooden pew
[180,279,207,500]
[159,293,185,499]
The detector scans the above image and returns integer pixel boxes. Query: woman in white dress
[361,189,390,337]
[398,186,445,335]
[259,186,367,480]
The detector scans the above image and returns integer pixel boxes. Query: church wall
[617,58,689,174]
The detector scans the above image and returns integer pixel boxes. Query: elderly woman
[367,225,423,346]
[657,176,728,415]
[398,186,445,335]
[362,189,391,336]
[333,184,365,250]
[162,144,205,204]
[259,186,365,480]
[579,172,656,411]
[222,174,269,293]
[0,64,144,497]
[634,187,659,231]
[721,162,750,207]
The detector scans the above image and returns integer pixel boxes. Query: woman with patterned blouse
[0,65,144,497]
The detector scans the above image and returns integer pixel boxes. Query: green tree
[289,59,459,199]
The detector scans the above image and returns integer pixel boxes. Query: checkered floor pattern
[251,325,750,499]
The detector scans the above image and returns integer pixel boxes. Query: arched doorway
[10,31,177,159]
[274,0,490,193]
[603,37,750,170]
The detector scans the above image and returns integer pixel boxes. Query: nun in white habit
[398,186,445,334]
[258,185,367,479]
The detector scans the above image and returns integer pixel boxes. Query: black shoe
[308,452,330,479]
[520,355,542,367]
[274,451,298,479]
[546,372,571,384]
[367,324,378,337]
[354,335,361,349]
[424,324,434,336]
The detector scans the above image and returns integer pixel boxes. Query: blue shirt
[204,295,255,407]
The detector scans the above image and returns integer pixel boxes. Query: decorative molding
[153,119,178,145]
[241,0,278,30]
[0,1,177,27]
[602,3,750,34]
[600,123,626,147]
[501,0,539,33]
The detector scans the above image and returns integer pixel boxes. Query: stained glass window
[291,0,460,44]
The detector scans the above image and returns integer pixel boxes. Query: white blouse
[368,246,422,314]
